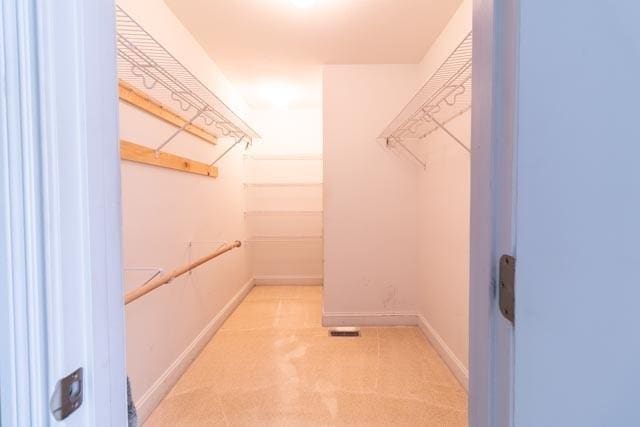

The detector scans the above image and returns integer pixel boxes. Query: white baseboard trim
[322,311,418,327]
[416,314,469,391]
[322,311,468,391]
[133,280,469,423]
[253,274,323,286]
[135,276,255,423]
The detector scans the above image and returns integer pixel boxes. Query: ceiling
[165,0,463,109]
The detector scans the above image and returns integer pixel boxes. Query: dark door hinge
[499,255,515,324]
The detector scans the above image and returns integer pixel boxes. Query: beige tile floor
[145,286,468,426]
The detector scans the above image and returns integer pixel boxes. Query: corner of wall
[416,314,469,390]
[414,0,472,384]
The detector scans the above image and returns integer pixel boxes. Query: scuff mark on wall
[382,285,397,309]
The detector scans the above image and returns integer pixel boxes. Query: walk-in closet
[7,0,640,425]
[117,0,471,425]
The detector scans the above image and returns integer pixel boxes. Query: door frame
[1,0,517,424]
[470,0,519,426]
[0,0,126,425]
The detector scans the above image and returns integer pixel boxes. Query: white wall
[120,112,252,417]
[513,1,640,425]
[321,0,471,387]
[416,114,470,370]
[249,107,323,156]
[323,65,420,320]
[116,0,254,421]
[416,0,472,378]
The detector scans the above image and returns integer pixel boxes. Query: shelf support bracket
[386,137,426,169]
[155,107,207,155]
[397,140,427,169]
[424,112,470,153]
[124,267,164,286]
[210,135,245,166]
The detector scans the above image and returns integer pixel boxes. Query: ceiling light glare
[290,0,318,8]
[259,83,298,109]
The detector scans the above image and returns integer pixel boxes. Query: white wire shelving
[116,6,259,164]
[379,31,472,168]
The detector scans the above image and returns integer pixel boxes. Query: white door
[509,1,640,426]
[473,1,640,426]
[0,0,126,425]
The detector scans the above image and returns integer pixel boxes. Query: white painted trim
[416,315,469,391]
[321,311,469,391]
[471,0,518,425]
[322,312,418,327]
[0,2,50,423]
[135,277,255,422]
[133,282,469,423]
[254,274,323,286]
[1,1,126,425]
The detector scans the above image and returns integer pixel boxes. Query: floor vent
[329,327,360,337]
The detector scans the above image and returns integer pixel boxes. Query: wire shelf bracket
[379,31,472,167]
[210,135,249,166]
[124,267,164,286]
[116,6,259,160]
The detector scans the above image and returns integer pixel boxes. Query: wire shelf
[379,31,472,155]
[116,6,259,144]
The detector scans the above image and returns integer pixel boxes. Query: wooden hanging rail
[118,81,218,145]
[125,240,242,305]
[120,140,218,178]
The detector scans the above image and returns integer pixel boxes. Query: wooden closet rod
[124,240,242,305]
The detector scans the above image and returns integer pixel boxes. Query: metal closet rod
[124,240,241,305]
